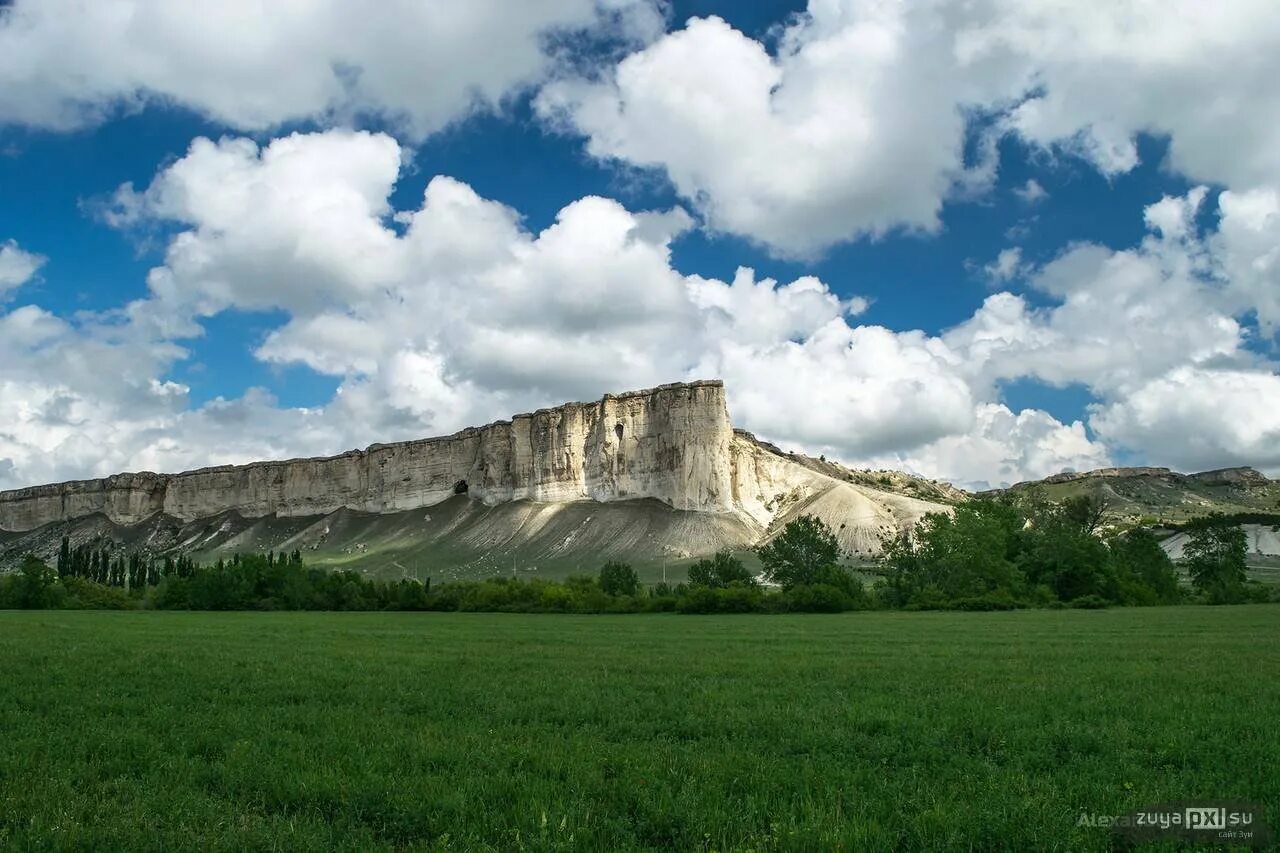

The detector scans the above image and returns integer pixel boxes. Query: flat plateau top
[0,380,727,497]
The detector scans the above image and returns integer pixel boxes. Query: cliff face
[0,380,959,566]
[0,381,735,532]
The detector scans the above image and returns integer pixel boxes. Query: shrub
[951,590,1022,611]
[783,584,853,613]
[1110,528,1181,605]
[1243,582,1273,604]
[643,592,679,613]
[675,586,720,614]
[63,577,135,610]
[814,565,869,608]
[145,576,191,609]
[538,583,578,612]
[687,551,755,588]
[676,584,766,614]
[882,499,1024,606]
[1182,514,1248,602]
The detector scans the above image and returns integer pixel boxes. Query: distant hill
[989,466,1280,526]
[987,466,1280,582]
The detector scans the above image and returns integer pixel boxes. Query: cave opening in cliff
[453,480,469,495]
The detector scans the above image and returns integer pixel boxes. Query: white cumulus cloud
[1090,368,1280,473]
[9,131,1280,494]
[537,6,1006,257]
[0,0,663,138]
[0,129,1113,492]
[0,240,45,295]
[540,0,1280,256]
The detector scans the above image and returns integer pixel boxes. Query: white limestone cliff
[0,381,735,531]
[0,380,953,555]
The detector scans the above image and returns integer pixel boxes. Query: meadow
[1,606,1277,850]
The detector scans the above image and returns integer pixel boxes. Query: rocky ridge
[0,381,959,569]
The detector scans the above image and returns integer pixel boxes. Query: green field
[2,608,1277,849]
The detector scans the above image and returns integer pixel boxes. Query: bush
[901,583,952,611]
[675,586,721,614]
[1067,595,1109,609]
[951,590,1023,611]
[1243,582,1273,604]
[642,591,679,613]
[1110,528,1181,605]
[1182,514,1248,602]
[814,565,870,608]
[782,583,853,613]
[675,584,764,614]
[687,551,755,588]
[882,499,1024,606]
[144,576,191,609]
[63,577,136,610]
[537,582,578,612]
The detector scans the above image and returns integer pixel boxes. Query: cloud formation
[2,0,1279,495]
[949,186,1280,474]
[5,114,1280,495]
[0,0,662,138]
[538,7,1002,257]
[540,0,1280,255]
[0,130,1118,491]
[1090,368,1280,474]
[0,240,45,295]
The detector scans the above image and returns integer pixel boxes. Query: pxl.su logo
[1184,807,1225,831]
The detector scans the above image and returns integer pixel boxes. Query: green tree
[599,561,639,596]
[1059,493,1111,536]
[14,554,62,609]
[1018,514,1115,603]
[1183,514,1248,603]
[757,515,842,589]
[1110,528,1181,604]
[883,500,1024,607]
[687,550,755,588]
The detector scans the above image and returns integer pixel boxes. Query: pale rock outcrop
[0,381,734,531]
[730,431,947,555]
[0,380,953,557]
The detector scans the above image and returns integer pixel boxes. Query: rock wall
[0,381,735,532]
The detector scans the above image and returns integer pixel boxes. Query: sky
[0,0,1278,492]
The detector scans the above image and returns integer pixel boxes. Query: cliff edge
[1,380,957,565]
[0,381,734,531]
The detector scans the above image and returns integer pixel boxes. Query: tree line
[1,502,1275,612]
[881,496,1270,608]
[0,522,869,613]
[55,538,197,588]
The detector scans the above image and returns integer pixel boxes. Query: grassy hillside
[996,467,1280,526]
[0,497,762,582]
[1,607,1277,849]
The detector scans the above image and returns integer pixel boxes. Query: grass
[1,607,1278,850]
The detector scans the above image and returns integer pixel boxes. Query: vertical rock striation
[0,381,735,532]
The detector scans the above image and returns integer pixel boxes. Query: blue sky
[0,0,1277,490]
[3,106,1193,416]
